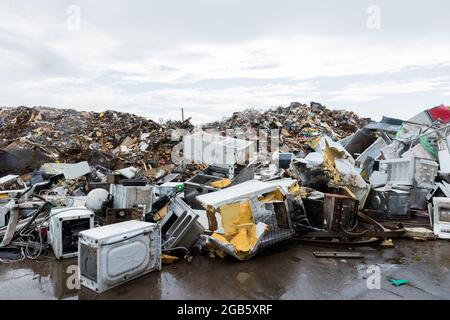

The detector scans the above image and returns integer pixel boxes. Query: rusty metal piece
[322,193,358,233]
[313,251,364,258]
[357,211,405,237]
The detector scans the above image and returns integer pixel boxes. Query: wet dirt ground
[1,239,449,300]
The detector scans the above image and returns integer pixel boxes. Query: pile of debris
[205,101,371,152]
[0,106,193,180]
[1,102,449,295]
[290,104,450,242]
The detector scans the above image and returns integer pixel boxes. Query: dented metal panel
[160,196,204,250]
[196,179,295,209]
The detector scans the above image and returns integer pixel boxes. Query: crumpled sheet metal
[209,222,268,260]
[0,201,19,247]
[197,179,297,260]
[196,179,295,209]
[319,136,370,209]
[355,137,388,167]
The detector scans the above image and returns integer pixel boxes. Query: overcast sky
[1,0,449,123]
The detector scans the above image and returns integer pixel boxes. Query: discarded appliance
[355,137,388,167]
[427,104,450,124]
[379,157,438,187]
[184,163,255,209]
[0,174,26,191]
[78,220,161,293]
[432,197,450,239]
[321,193,358,233]
[410,187,430,210]
[110,184,153,213]
[379,158,413,185]
[344,128,377,159]
[369,171,388,188]
[0,201,21,247]
[160,196,204,251]
[409,104,450,125]
[146,184,184,223]
[381,140,406,160]
[414,158,439,189]
[183,131,256,166]
[0,174,19,185]
[48,207,94,259]
[105,208,144,225]
[369,187,411,219]
[202,163,255,185]
[291,158,330,191]
[315,135,355,165]
[426,182,450,202]
[196,179,296,260]
[300,192,358,234]
[184,174,224,209]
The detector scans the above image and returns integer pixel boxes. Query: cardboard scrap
[162,254,179,264]
[258,188,285,203]
[209,178,232,188]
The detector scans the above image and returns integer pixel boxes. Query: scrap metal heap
[1,102,449,294]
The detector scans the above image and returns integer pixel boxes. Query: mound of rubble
[0,106,194,180]
[205,102,370,152]
[0,102,369,179]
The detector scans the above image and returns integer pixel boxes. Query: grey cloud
[52,0,450,43]
[1,0,450,124]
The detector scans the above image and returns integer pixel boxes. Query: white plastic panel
[106,240,148,278]
[414,159,439,189]
[183,131,255,166]
[380,158,414,185]
[433,197,450,239]
[110,184,153,213]
[196,179,294,209]
[356,137,387,166]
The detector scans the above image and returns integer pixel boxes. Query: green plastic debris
[175,184,184,192]
[389,278,409,287]
[395,124,437,159]
[419,135,438,159]
[395,124,405,139]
